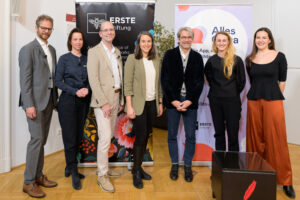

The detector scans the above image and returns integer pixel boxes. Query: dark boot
[283,185,296,199]
[65,167,85,179]
[184,165,193,182]
[140,168,152,180]
[132,169,143,189]
[132,146,144,189]
[71,168,82,190]
[170,164,179,180]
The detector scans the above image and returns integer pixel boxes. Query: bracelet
[159,102,162,104]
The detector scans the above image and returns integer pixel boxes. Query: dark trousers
[132,100,156,171]
[58,93,90,170]
[24,94,54,184]
[166,96,197,167]
[209,96,241,152]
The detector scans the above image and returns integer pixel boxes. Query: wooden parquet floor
[0,128,299,200]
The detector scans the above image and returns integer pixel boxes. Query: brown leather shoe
[36,175,57,188]
[23,183,46,198]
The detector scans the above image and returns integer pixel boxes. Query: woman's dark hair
[246,27,275,66]
[134,31,156,60]
[67,28,86,52]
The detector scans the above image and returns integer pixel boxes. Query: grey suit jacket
[19,39,58,111]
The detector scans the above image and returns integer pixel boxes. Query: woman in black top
[55,28,90,190]
[205,31,245,152]
[246,27,295,199]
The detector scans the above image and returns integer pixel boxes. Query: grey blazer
[19,39,58,111]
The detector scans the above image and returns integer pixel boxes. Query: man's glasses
[180,36,193,40]
[39,26,54,32]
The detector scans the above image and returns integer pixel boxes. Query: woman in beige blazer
[124,31,163,189]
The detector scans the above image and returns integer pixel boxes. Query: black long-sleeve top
[204,54,246,98]
[55,52,89,95]
[246,52,287,100]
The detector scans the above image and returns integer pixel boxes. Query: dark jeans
[132,100,156,170]
[209,96,241,151]
[58,92,90,170]
[166,96,197,166]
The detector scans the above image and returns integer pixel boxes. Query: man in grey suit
[19,14,58,198]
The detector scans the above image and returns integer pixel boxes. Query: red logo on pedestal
[243,180,257,200]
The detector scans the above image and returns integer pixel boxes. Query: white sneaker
[97,175,115,193]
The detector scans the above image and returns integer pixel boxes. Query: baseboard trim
[11,149,64,170]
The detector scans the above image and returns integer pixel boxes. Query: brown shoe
[23,183,46,198]
[36,175,57,188]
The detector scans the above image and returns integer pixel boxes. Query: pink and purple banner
[175,4,252,164]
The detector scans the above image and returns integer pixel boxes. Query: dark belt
[114,89,121,93]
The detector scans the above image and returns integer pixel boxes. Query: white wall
[11,0,76,167]
[10,0,300,167]
[0,0,11,173]
[273,0,300,144]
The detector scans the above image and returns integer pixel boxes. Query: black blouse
[204,54,246,98]
[246,52,287,100]
[55,52,89,95]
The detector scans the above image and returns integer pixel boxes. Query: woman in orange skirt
[246,27,295,199]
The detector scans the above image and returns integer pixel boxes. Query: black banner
[75,1,155,165]
[76,2,155,62]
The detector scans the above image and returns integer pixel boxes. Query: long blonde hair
[212,31,235,79]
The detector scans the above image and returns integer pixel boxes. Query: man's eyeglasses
[180,36,193,40]
[39,26,54,32]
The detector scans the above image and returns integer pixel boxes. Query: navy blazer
[161,47,204,109]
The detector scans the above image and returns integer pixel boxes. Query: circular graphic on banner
[185,9,248,62]
[192,27,207,44]
[178,5,190,11]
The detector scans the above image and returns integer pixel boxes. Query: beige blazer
[87,42,124,108]
[124,54,163,116]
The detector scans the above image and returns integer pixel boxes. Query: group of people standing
[19,14,295,199]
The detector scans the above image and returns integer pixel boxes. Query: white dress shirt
[36,36,53,88]
[101,42,121,90]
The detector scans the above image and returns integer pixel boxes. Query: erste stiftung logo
[87,13,107,33]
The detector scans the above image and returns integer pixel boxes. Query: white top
[101,41,121,89]
[36,36,53,88]
[143,58,156,101]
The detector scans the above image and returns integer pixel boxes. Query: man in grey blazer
[87,21,124,193]
[19,14,58,198]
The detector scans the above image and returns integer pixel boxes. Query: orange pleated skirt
[246,99,292,185]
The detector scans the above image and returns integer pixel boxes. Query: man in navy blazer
[161,27,204,182]
[19,14,58,198]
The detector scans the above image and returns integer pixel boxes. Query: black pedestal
[211,151,276,200]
